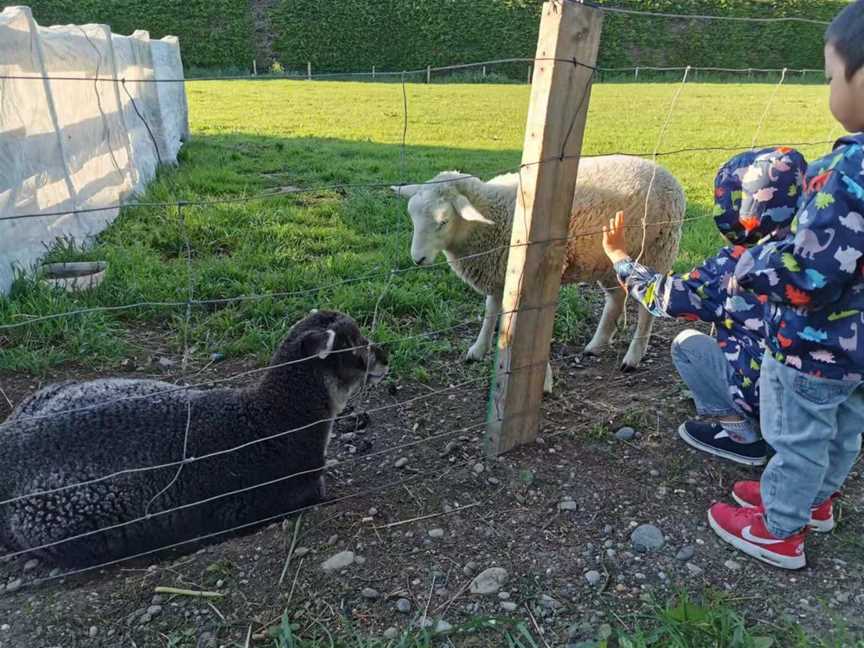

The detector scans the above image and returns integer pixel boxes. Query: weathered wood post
[253,59,257,76]
[486,0,602,456]
[307,61,312,80]
[427,65,432,84]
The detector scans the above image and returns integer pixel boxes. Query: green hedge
[26,0,254,70]
[26,0,846,72]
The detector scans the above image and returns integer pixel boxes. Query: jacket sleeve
[735,170,864,309]
[613,256,728,322]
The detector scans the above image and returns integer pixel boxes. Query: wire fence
[0,0,841,589]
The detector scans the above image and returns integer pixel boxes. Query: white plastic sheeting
[0,6,189,294]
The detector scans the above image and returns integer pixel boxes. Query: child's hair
[825,0,864,80]
[713,147,807,247]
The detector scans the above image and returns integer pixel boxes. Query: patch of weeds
[587,422,611,441]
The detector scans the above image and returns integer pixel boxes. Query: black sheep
[0,310,388,568]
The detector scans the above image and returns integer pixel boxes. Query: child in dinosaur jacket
[706,0,864,570]
[602,147,807,467]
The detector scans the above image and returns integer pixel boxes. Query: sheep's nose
[415,256,427,266]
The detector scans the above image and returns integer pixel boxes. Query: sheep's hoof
[582,344,603,357]
[619,361,639,373]
[465,346,488,363]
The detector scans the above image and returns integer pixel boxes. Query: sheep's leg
[621,304,654,371]
[584,285,626,356]
[466,294,501,362]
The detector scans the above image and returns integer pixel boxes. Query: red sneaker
[708,503,807,570]
[731,481,837,533]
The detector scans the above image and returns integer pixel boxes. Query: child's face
[826,43,864,133]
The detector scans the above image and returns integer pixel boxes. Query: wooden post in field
[634,66,639,81]
[486,0,603,456]
[307,62,312,80]
[483,65,487,79]
[372,65,376,80]
[427,65,432,84]
[253,59,257,76]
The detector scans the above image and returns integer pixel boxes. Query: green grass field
[0,79,838,373]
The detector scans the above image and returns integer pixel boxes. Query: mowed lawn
[0,79,837,373]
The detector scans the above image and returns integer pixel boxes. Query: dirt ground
[0,315,862,648]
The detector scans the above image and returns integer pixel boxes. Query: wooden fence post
[486,0,603,456]
[634,66,639,81]
[253,60,257,76]
[427,65,432,84]
[372,65,376,80]
[307,61,312,80]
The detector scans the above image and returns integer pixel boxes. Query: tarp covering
[0,6,188,294]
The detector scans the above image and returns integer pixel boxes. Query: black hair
[826,0,864,80]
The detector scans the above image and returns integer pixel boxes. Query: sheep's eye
[437,219,449,230]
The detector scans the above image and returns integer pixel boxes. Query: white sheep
[392,155,685,391]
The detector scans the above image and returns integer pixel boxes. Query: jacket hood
[713,146,807,246]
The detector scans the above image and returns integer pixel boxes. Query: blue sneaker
[678,421,767,466]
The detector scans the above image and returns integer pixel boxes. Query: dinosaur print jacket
[615,147,808,418]
[735,134,864,382]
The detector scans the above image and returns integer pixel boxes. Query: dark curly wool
[0,311,388,568]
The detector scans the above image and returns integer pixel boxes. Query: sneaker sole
[707,510,806,570]
[731,492,835,533]
[678,424,767,467]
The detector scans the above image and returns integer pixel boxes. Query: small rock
[676,545,695,562]
[210,352,225,363]
[615,427,636,442]
[327,534,338,545]
[835,592,850,604]
[321,551,355,572]
[470,567,509,595]
[394,457,409,469]
[463,561,478,577]
[355,555,366,565]
[585,570,602,587]
[0,625,8,632]
[49,568,62,578]
[5,579,21,593]
[631,524,665,552]
[23,559,39,573]
[559,501,579,511]
[147,605,163,617]
[498,591,510,600]
[500,601,518,612]
[396,598,411,614]
[151,595,164,606]
[361,587,379,599]
[368,507,378,517]
[540,594,562,610]
[434,620,453,635]
[473,463,485,475]
[294,547,310,558]
[724,560,742,572]
[138,614,152,625]
[383,627,399,640]
[686,563,703,577]
[428,528,445,539]
[157,356,177,368]
[89,626,98,638]
[197,630,218,648]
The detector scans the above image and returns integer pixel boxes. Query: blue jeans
[671,330,757,441]
[760,354,864,538]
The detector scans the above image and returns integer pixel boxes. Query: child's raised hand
[603,211,631,265]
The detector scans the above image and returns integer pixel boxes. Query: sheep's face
[289,311,389,408]
[392,174,494,267]
[407,193,458,266]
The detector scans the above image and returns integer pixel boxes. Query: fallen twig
[375,502,482,530]
[279,512,303,586]
[154,586,223,599]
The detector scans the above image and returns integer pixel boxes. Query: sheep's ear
[303,329,337,360]
[391,184,423,199]
[452,194,494,226]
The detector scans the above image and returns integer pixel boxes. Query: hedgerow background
[26,0,845,72]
